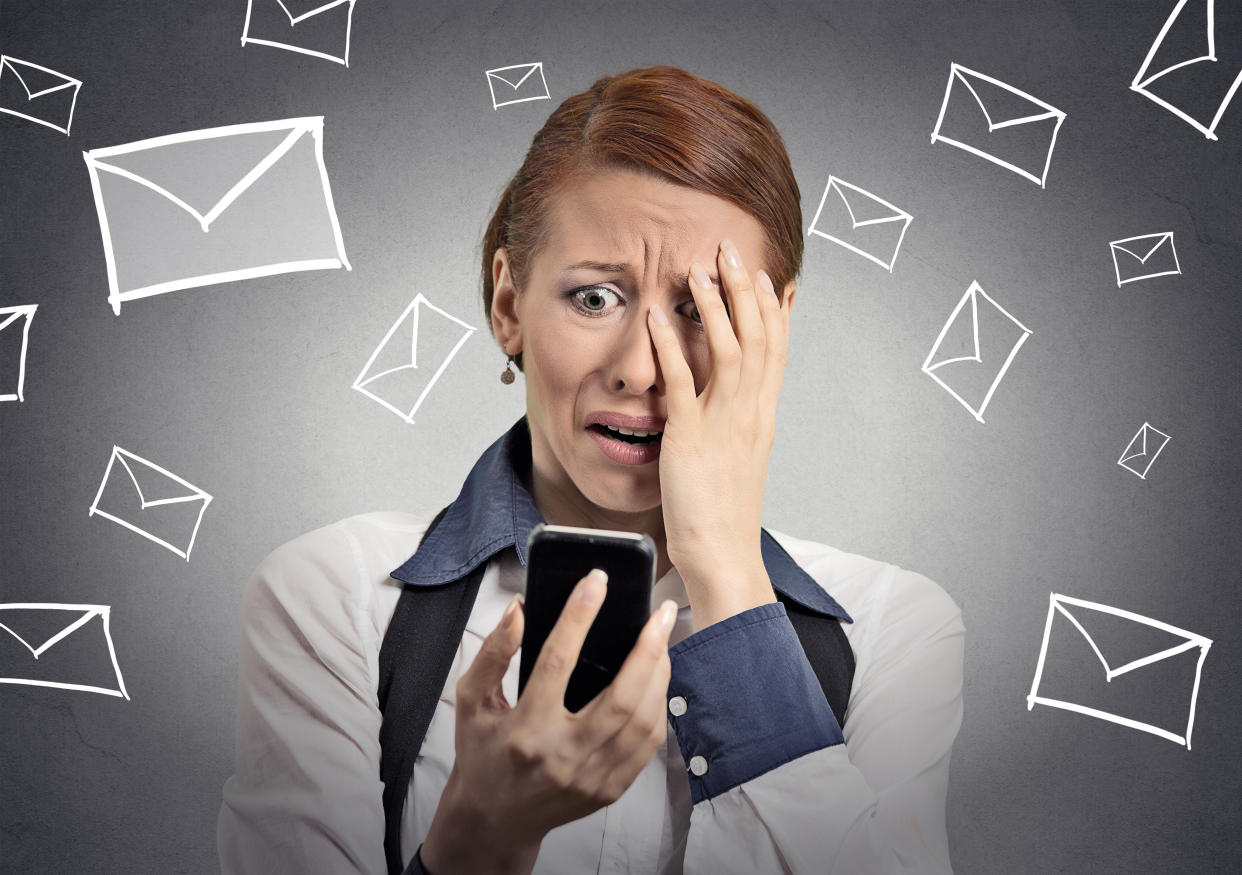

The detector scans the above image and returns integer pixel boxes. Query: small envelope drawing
[0,55,82,135]
[0,604,129,699]
[241,0,357,67]
[1027,592,1211,748]
[930,62,1067,187]
[806,176,913,272]
[1118,421,1171,479]
[0,304,38,402]
[88,446,213,560]
[1109,232,1181,286]
[1132,0,1242,140]
[486,63,550,110]
[353,293,477,424]
[83,117,351,315]
[922,280,1032,423]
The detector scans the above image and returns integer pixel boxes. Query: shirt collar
[390,415,851,623]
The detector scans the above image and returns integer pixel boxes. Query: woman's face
[491,166,783,526]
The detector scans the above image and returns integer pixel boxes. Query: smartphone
[518,523,658,713]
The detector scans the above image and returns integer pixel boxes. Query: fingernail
[502,593,521,628]
[578,569,608,603]
[757,271,774,296]
[721,239,741,268]
[690,262,712,288]
[649,303,669,326]
[659,600,677,634]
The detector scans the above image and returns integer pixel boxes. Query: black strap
[378,510,855,874]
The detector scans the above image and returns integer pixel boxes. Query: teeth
[603,424,662,437]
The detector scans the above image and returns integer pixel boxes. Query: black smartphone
[518,523,658,713]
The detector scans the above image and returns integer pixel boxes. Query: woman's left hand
[646,237,794,629]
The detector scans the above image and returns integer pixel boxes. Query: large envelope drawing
[1109,232,1181,286]
[1118,421,1171,479]
[0,304,38,402]
[806,175,913,272]
[930,62,1067,187]
[486,63,550,109]
[0,55,82,135]
[83,117,351,315]
[922,281,1032,423]
[353,293,477,424]
[0,603,129,699]
[1027,592,1211,748]
[88,446,213,560]
[241,0,357,67]
[1132,0,1242,140]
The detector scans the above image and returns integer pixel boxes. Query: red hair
[482,65,803,372]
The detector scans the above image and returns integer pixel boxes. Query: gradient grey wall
[2,1,1239,872]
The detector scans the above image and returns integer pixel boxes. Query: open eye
[567,286,621,317]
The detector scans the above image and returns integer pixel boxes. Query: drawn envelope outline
[88,446,213,560]
[1117,421,1171,479]
[1131,0,1242,140]
[1027,592,1211,748]
[0,603,129,699]
[84,117,351,314]
[0,304,38,402]
[0,54,82,135]
[1109,232,1181,286]
[353,293,477,424]
[485,62,550,109]
[922,281,1032,423]
[930,62,1067,187]
[806,175,913,272]
[241,0,357,66]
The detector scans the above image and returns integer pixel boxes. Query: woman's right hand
[419,569,678,875]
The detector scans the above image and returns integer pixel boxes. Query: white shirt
[218,510,964,874]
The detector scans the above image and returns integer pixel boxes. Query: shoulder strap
[378,506,485,875]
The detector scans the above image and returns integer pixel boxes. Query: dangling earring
[500,352,516,384]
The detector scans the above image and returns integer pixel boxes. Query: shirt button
[668,695,687,716]
[689,755,708,776]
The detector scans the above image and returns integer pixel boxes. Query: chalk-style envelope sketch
[486,63,550,109]
[0,54,82,135]
[1132,0,1242,140]
[930,62,1067,187]
[0,604,129,699]
[1028,592,1211,748]
[83,117,351,315]
[1109,232,1181,287]
[353,293,477,424]
[0,304,37,402]
[88,446,213,560]
[241,0,357,67]
[922,281,1032,423]
[806,176,913,272]
[1118,421,1171,479]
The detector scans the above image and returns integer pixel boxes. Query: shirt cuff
[667,601,844,804]
[403,843,432,875]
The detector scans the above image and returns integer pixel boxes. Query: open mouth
[587,424,663,445]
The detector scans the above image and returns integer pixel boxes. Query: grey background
[1,0,1239,871]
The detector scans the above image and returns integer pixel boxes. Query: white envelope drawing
[83,117,351,315]
[806,175,913,272]
[930,62,1067,187]
[1118,421,1171,479]
[486,63,550,109]
[0,55,82,135]
[922,281,1032,423]
[1132,0,1242,140]
[88,446,213,560]
[1109,232,1181,286]
[241,0,357,67]
[353,293,477,424]
[0,304,38,402]
[0,603,129,699]
[1027,592,1211,748]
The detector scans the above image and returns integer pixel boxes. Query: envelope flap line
[114,450,209,508]
[1112,234,1171,263]
[954,66,1063,129]
[831,179,910,229]
[0,57,78,100]
[491,64,540,90]
[0,309,27,333]
[1108,639,1204,681]
[1053,600,1115,677]
[1133,0,1217,90]
[274,0,353,25]
[0,608,99,658]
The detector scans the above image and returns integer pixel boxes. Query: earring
[500,352,516,384]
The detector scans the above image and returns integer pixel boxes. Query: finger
[686,258,739,402]
[716,239,767,405]
[593,646,673,803]
[457,593,524,715]
[756,271,790,427]
[647,303,698,428]
[522,569,609,712]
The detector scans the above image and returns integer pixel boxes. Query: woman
[218,65,964,874]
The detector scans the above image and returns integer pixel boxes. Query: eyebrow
[562,259,722,288]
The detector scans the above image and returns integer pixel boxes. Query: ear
[491,247,522,356]
[781,280,797,315]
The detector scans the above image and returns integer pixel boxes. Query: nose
[606,303,670,395]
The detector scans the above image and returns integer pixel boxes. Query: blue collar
[390,416,851,623]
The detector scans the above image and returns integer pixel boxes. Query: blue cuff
[403,843,432,875]
[667,601,844,804]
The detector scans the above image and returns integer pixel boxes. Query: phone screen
[518,525,656,712]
